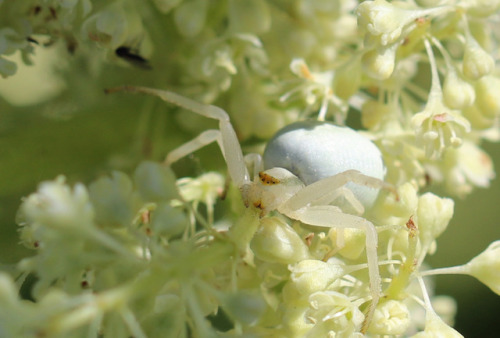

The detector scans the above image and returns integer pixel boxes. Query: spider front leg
[105,86,251,189]
[278,170,394,334]
[164,129,221,165]
[286,205,380,333]
[244,153,264,181]
[283,169,396,212]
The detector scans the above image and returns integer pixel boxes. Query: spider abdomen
[263,121,385,208]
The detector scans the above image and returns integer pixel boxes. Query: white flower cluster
[1,0,500,337]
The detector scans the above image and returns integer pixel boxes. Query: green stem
[419,265,468,277]
[384,219,418,300]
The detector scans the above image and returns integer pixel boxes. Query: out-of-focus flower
[281,58,346,121]
[411,309,463,338]
[442,69,476,110]
[425,140,495,197]
[0,28,31,77]
[462,33,495,80]
[20,176,94,230]
[361,42,399,80]
[474,76,500,120]
[305,291,364,336]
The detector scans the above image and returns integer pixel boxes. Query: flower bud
[0,56,16,77]
[81,2,145,49]
[462,37,494,80]
[417,193,454,245]
[442,70,475,109]
[230,82,285,140]
[452,140,495,191]
[411,310,463,338]
[0,27,24,77]
[362,44,398,80]
[373,182,419,222]
[89,171,134,227]
[173,0,208,37]
[474,76,500,119]
[228,0,271,34]
[289,260,346,295]
[432,296,457,327]
[356,0,447,48]
[356,0,406,46]
[327,228,365,260]
[134,161,179,202]
[251,217,309,264]
[220,291,266,325]
[0,273,19,305]
[150,202,188,238]
[463,240,500,295]
[463,0,500,17]
[462,104,495,130]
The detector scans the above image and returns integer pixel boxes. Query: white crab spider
[106,86,395,333]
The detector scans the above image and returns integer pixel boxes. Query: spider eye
[258,172,280,185]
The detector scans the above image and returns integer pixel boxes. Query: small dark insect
[27,36,55,48]
[27,36,39,44]
[49,6,57,20]
[33,6,42,15]
[115,46,151,69]
[66,36,78,54]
